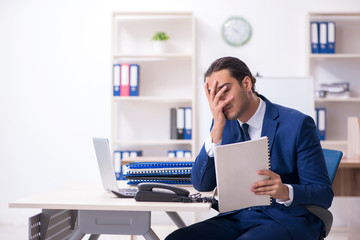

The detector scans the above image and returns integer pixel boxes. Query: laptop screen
[93,138,119,192]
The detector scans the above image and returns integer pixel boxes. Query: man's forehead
[205,77,235,85]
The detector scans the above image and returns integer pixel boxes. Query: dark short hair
[204,56,257,94]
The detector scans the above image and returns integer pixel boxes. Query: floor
[0,224,348,240]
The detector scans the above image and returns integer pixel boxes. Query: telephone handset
[134,182,190,202]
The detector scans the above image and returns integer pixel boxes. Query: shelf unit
[307,12,360,157]
[110,12,196,161]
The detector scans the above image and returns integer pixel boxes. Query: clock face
[222,16,251,46]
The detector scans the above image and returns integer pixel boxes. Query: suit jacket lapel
[259,95,279,152]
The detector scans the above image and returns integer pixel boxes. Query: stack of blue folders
[123,161,194,185]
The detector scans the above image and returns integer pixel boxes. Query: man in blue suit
[166,57,333,240]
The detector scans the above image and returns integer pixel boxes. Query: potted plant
[152,32,170,53]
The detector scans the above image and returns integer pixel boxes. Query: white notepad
[214,136,272,213]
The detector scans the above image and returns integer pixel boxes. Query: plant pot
[152,41,167,54]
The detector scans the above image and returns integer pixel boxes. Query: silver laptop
[93,138,137,198]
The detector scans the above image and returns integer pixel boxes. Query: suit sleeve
[191,144,217,191]
[191,121,217,191]
[291,116,334,209]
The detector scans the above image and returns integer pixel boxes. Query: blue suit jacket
[191,95,334,240]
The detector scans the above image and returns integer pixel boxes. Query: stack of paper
[317,82,350,99]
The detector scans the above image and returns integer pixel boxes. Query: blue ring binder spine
[126,162,194,169]
[124,161,194,185]
[127,179,192,185]
[124,169,192,176]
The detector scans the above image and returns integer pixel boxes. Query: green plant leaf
[152,32,170,41]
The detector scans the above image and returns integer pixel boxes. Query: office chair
[304,148,343,239]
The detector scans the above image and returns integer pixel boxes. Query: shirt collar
[238,97,266,130]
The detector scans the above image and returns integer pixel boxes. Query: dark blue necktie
[242,123,251,141]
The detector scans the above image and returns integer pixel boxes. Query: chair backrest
[322,149,343,183]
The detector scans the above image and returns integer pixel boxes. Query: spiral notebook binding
[266,136,271,170]
[265,136,274,205]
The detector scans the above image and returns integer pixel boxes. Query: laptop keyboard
[119,188,137,196]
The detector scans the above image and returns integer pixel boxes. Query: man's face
[205,69,251,121]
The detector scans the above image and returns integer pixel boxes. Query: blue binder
[129,64,139,96]
[113,64,121,96]
[129,150,142,158]
[175,149,185,158]
[310,21,320,53]
[184,150,192,158]
[113,150,122,180]
[167,150,176,158]
[319,22,328,54]
[315,108,326,140]
[184,107,192,139]
[327,21,336,54]
[176,107,185,139]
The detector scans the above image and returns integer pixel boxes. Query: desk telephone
[135,183,190,202]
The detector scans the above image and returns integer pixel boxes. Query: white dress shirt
[204,97,293,206]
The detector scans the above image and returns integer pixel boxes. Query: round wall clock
[222,16,251,46]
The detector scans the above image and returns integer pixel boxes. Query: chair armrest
[304,204,333,238]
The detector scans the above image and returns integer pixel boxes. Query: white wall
[1,0,359,225]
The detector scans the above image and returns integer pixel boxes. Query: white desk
[9,181,214,240]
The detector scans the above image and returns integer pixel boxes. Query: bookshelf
[110,12,196,162]
[307,12,360,197]
[307,12,360,158]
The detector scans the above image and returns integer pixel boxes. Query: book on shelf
[176,107,185,139]
[170,108,177,139]
[319,22,327,53]
[327,22,336,54]
[170,107,192,140]
[184,107,192,139]
[310,21,336,54]
[112,63,140,97]
[130,64,139,96]
[113,64,121,96]
[315,108,326,140]
[310,21,320,53]
[120,64,130,96]
[167,150,192,158]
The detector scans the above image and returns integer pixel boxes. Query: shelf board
[113,12,193,17]
[113,53,193,60]
[315,97,360,102]
[339,160,360,168]
[309,12,360,17]
[114,139,194,146]
[309,53,360,59]
[321,140,348,146]
[113,96,192,103]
